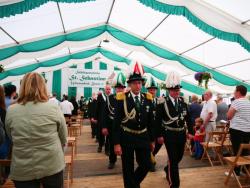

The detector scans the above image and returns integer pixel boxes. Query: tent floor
[3,121,240,188]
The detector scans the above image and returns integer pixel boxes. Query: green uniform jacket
[5,102,67,181]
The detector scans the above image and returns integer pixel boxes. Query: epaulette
[157,97,165,104]
[146,92,153,101]
[116,92,125,100]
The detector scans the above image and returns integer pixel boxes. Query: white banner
[66,68,111,88]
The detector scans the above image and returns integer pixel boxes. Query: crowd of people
[0,63,249,188]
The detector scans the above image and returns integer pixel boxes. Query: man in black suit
[94,85,112,153]
[88,93,98,138]
[102,72,126,169]
[113,62,155,188]
[155,72,190,188]
[144,76,161,172]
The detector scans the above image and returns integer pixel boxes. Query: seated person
[188,117,205,159]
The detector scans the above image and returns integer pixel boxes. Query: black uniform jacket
[113,91,154,149]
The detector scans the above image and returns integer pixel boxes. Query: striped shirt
[230,98,250,132]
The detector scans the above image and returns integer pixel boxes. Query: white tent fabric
[0,0,249,95]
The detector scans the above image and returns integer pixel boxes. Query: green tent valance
[0,0,93,18]
[138,0,250,52]
[0,24,246,88]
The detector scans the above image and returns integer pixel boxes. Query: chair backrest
[0,159,11,167]
[208,131,226,146]
[232,144,250,165]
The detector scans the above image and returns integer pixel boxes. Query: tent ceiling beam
[98,41,102,47]
[0,26,19,44]
[34,58,39,63]
[180,37,215,55]
[68,47,71,55]
[242,19,250,25]
[125,51,133,58]
[106,0,116,24]
[56,2,66,33]
[143,14,170,39]
[214,58,250,69]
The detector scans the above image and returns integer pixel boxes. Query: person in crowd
[60,95,74,118]
[216,94,228,125]
[102,72,126,169]
[113,62,154,188]
[0,85,10,185]
[70,96,78,116]
[94,85,112,154]
[88,93,98,138]
[155,71,190,188]
[226,85,250,176]
[188,95,202,135]
[200,90,217,141]
[189,118,205,160]
[0,86,6,123]
[4,85,17,108]
[48,93,60,106]
[79,96,85,111]
[144,76,160,172]
[5,72,67,188]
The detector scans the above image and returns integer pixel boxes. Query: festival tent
[0,0,249,97]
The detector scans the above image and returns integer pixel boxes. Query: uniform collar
[130,91,141,102]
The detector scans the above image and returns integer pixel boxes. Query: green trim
[84,61,92,98]
[52,69,61,100]
[99,62,107,70]
[68,87,77,99]
[0,24,246,88]
[1,46,249,93]
[138,0,250,52]
[0,0,94,18]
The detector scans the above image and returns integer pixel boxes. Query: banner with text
[66,68,112,88]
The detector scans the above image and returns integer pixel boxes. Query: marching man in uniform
[102,72,126,169]
[113,62,155,188]
[155,72,190,188]
[144,75,161,172]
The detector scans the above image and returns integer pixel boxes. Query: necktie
[174,98,178,111]
[134,96,140,112]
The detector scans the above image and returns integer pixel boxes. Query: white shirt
[49,97,59,106]
[169,95,178,107]
[200,99,218,122]
[60,100,74,115]
[130,91,141,102]
[230,98,250,132]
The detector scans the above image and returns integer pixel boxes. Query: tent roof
[0,0,249,95]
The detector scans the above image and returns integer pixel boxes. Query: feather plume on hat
[165,71,182,89]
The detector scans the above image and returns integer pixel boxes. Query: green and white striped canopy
[0,0,249,95]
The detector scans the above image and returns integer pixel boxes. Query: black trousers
[152,142,163,156]
[90,122,97,137]
[121,146,151,188]
[13,170,63,188]
[164,130,186,188]
[108,128,117,163]
[229,128,250,174]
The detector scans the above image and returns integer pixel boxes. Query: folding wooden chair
[224,144,250,188]
[201,131,226,166]
[67,137,77,156]
[64,141,74,188]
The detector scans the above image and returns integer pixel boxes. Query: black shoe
[108,162,115,169]
[105,150,110,156]
[97,146,102,153]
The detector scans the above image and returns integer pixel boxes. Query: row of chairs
[0,113,84,188]
[64,114,83,187]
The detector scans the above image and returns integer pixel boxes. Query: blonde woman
[5,73,67,188]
